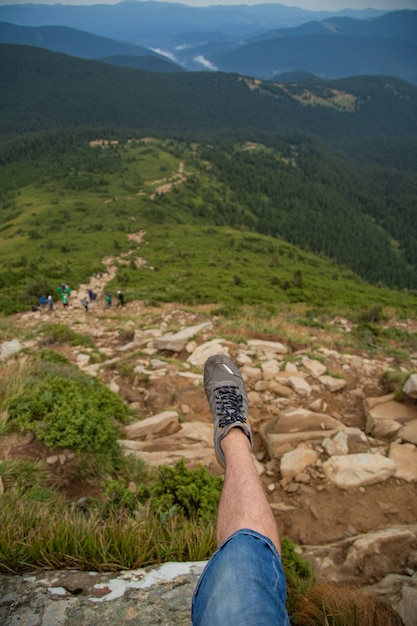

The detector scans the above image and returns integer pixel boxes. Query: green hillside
[0,135,416,316]
[1,45,416,314]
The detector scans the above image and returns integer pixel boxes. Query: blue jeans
[192,529,290,626]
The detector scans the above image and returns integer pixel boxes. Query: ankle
[221,427,251,458]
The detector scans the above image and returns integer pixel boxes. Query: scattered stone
[266,380,293,397]
[109,380,120,393]
[403,374,417,399]
[76,353,90,366]
[270,502,297,512]
[187,338,228,366]
[302,358,327,378]
[0,338,22,361]
[285,362,298,373]
[246,339,287,355]
[288,376,312,396]
[261,359,281,379]
[0,475,4,496]
[318,375,347,392]
[280,444,318,478]
[236,352,252,366]
[149,359,167,370]
[241,366,263,382]
[322,453,396,489]
[323,431,349,456]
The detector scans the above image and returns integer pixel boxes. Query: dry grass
[294,583,403,626]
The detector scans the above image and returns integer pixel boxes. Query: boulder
[389,442,417,482]
[261,408,345,458]
[299,525,417,587]
[399,419,417,445]
[153,322,212,353]
[263,408,345,435]
[124,411,180,440]
[263,430,340,458]
[119,422,215,468]
[364,572,417,626]
[365,394,417,439]
[322,453,396,489]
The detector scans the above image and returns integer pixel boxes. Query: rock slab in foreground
[0,562,206,626]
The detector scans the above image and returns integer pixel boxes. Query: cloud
[193,55,218,71]
[150,48,178,63]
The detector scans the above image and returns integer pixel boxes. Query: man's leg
[192,355,289,626]
[217,428,281,553]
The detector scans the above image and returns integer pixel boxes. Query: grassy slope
[1,137,416,317]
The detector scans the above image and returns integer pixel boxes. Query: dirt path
[150,162,187,199]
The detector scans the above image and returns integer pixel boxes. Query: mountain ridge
[1,43,417,142]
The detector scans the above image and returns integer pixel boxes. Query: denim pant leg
[192,529,290,626]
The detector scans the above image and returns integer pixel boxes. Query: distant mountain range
[2,2,416,83]
[0,2,385,49]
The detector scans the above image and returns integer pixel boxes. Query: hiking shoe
[204,354,253,468]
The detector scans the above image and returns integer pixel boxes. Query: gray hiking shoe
[204,354,253,468]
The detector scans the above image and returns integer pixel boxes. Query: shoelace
[216,386,246,428]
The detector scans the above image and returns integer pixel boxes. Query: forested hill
[1,43,417,150]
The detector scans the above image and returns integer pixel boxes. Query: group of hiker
[36,283,125,313]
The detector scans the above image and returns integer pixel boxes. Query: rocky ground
[1,256,417,625]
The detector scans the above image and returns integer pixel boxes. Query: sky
[0,0,416,8]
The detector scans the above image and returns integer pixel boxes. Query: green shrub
[8,371,129,464]
[99,479,139,518]
[41,323,96,349]
[36,349,71,364]
[150,459,222,520]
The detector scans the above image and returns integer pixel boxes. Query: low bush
[7,360,129,468]
[150,459,222,521]
[41,323,96,349]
